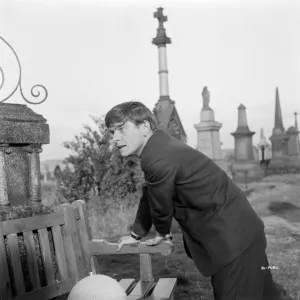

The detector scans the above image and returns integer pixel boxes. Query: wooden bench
[0,200,177,300]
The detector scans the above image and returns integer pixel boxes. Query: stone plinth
[231,160,264,183]
[0,103,49,209]
[266,155,292,174]
[200,109,215,122]
[194,109,222,160]
[269,133,289,157]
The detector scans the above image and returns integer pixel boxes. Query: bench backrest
[0,200,92,300]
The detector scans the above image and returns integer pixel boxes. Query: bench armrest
[90,239,174,256]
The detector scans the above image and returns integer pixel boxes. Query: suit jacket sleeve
[143,159,177,235]
[132,184,153,237]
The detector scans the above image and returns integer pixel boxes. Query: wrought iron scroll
[0,36,48,104]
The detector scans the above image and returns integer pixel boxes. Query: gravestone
[231,104,263,183]
[286,126,300,156]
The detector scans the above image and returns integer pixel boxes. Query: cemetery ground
[42,174,300,300]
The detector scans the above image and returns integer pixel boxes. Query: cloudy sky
[1,0,299,162]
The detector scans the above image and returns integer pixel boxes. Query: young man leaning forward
[105,101,279,300]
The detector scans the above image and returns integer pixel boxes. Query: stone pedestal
[231,160,263,184]
[0,103,49,209]
[231,104,263,183]
[270,133,289,157]
[194,109,222,160]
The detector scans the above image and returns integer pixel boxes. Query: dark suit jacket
[132,129,264,277]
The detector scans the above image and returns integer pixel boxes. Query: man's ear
[142,120,151,136]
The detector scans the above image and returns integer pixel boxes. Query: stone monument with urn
[0,36,49,212]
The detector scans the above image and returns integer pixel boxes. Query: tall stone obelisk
[269,87,289,157]
[152,7,187,142]
[194,87,222,160]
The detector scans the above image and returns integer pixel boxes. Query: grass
[17,176,300,299]
[246,174,300,299]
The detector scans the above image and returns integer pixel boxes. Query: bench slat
[147,278,177,300]
[1,209,81,236]
[118,278,135,294]
[38,228,56,285]
[7,234,25,295]
[51,225,69,281]
[13,278,74,300]
[23,231,41,289]
[57,204,86,283]
[128,280,155,298]
[0,217,13,300]
[2,213,65,235]
[72,200,95,275]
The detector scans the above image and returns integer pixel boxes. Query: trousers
[184,232,280,300]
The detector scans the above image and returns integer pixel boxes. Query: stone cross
[154,7,168,29]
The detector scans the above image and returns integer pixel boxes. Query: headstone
[286,126,300,156]
[194,87,222,160]
[231,104,263,183]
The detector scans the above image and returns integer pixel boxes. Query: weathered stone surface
[194,121,222,160]
[0,103,49,208]
[5,148,30,206]
[0,103,50,144]
[200,110,215,122]
[231,161,264,183]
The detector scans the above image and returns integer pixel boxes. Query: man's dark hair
[105,101,158,131]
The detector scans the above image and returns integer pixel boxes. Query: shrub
[56,115,144,202]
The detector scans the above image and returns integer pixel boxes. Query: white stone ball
[67,274,127,300]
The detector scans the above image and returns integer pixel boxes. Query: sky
[0,0,299,162]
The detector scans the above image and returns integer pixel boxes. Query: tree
[54,165,62,180]
[57,115,144,202]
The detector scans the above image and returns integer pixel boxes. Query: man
[105,101,279,299]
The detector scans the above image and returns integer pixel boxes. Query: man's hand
[116,235,140,252]
[145,233,173,245]
[145,233,174,256]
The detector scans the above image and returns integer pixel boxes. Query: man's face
[110,121,148,157]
